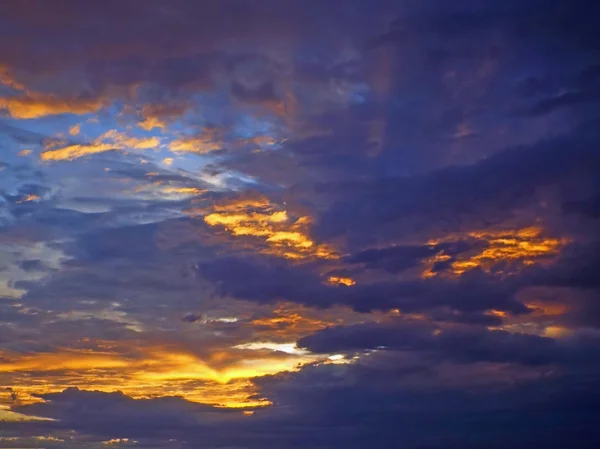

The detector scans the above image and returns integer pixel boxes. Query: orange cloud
[251,305,338,339]
[0,65,106,119]
[193,195,337,259]
[133,183,206,198]
[137,102,190,131]
[100,129,160,149]
[138,115,166,131]
[423,226,567,277]
[68,123,81,136]
[17,149,32,156]
[525,301,570,317]
[0,340,327,409]
[103,438,131,445]
[0,95,105,119]
[327,276,356,286]
[160,186,206,196]
[0,65,28,91]
[41,129,160,161]
[41,142,117,161]
[16,194,40,203]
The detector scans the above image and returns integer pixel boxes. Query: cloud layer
[1,0,600,448]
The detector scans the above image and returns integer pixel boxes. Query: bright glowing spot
[212,317,239,323]
[328,354,345,361]
[162,157,174,165]
[234,342,308,355]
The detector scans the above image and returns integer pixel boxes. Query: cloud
[41,130,160,161]
[68,124,81,136]
[315,130,600,248]
[169,136,223,154]
[299,317,600,367]
[2,1,600,447]
[40,142,118,161]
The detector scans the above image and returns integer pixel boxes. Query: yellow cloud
[17,149,32,157]
[0,299,379,411]
[0,406,55,422]
[41,142,116,161]
[161,186,206,196]
[170,136,222,154]
[100,129,160,150]
[0,341,325,409]
[138,115,166,131]
[194,196,337,259]
[41,129,160,161]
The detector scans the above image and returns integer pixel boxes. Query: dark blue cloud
[2,1,600,448]
[299,319,600,367]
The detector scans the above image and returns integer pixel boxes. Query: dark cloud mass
[1,1,600,448]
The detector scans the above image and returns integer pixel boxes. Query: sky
[1,0,600,447]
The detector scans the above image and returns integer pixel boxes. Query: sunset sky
[1,1,600,448]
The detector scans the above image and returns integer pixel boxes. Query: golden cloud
[327,276,356,286]
[170,136,222,154]
[0,95,105,119]
[0,340,326,409]
[41,129,160,161]
[41,142,117,161]
[0,65,109,119]
[190,195,337,259]
[422,226,567,277]
[138,115,166,131]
